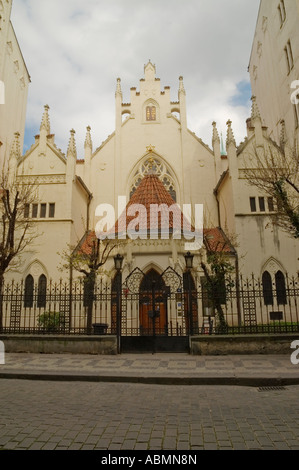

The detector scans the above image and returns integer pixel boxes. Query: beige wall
[4,61,297,285]
[249,0,299,145]
[0,0,30,167]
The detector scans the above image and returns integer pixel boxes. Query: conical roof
[112,174,191,238]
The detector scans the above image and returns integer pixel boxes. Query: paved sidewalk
[1,352,299,386]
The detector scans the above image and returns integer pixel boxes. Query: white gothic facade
[7,61,298,292]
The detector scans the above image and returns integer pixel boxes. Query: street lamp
[114,254,124,354]
[114,254,124,272]
[184,251,194,270]
[184,251,194,336]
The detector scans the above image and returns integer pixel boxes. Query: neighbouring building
[0,0,30,168]
[249,0,299,148]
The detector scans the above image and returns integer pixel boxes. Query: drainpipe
[87,193,93,232]
[213,188,221,227]
[234,251,242,327]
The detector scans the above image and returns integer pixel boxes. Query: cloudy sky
[12,0,260,156]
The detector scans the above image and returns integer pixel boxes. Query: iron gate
[119,267,196,353]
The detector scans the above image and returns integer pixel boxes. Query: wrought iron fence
[0,272,298,336]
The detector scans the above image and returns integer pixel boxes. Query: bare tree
[0,170,39,330]
[61,232,122,333]
[201,228,237,333]
[244,143,299,238]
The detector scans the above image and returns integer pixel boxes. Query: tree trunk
[85,273,96,335]
[201,262,228,334]
[0,273,4,333]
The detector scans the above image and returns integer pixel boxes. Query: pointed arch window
[24,275,34,308]
[146,106,156,121]
[130,158,177,202]
[262,271,273,306]
[37,274,47,308]
[275,271,287,305]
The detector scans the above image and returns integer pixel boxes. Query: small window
[146,106,156,121]
[24,274,34,308]
[32,204,38,218]
[49,203,55,218]
[259,197,265,212]
[275,271,287,305]
[278,0,286,27]
[268,197,275,212]
[294,103,299,129]
[24,204,30,218]
[37,274,47,309]
[285,40,294,74]
[262,271,274,306]
[40,203,47,218]
[250,197,257,212]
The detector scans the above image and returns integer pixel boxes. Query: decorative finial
[179,76,186,95]
[146,144,156,153]
[212,121,220,144]
[40,104,50,134]
[84,126,92,150]
[10,132,21,159]
[67,129,77,158]
[226,120,236,147]
[116,78,122,95]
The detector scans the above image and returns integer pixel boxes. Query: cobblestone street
[1,379,299,450]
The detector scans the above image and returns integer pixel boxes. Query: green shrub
[38,312,65,332]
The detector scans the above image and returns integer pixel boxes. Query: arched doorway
[139,269,168,336]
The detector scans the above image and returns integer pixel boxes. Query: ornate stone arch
[141,262,164,277]
[24,260,49,282]
[128,153,179,203]
[261,257,286,277]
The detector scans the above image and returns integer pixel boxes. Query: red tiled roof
[113,174,190,236]
[78,175,235,255]
[203,228,235,254]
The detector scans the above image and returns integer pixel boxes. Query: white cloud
[11,0,260,154]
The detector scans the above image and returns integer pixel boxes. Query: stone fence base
[1,334,298,356]
[190,334,299,355]
[0,335,117,355]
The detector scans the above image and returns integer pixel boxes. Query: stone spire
[116,77,122,96]
[10,131,21,159]
[251,96,264,147]
[40,104,50,134]
[84,126,93,151]
[8,132,21,185]
[212,121,220,145]
[212,122,222,176]
[179,76,186,95]
[67,129,77,158]
[226,120,236,148]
